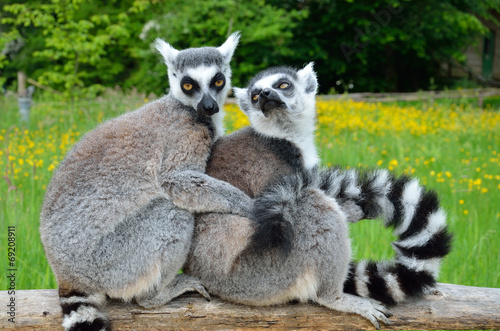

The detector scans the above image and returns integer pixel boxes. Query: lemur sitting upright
[39,33,253,331]
[184,64,452,329]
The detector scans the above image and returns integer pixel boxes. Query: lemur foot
[317,293,392,329]
[136,274,210,309]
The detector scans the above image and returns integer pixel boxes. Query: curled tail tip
[248,171,312,255]
[60,291,110,331]
[249,213,294,256]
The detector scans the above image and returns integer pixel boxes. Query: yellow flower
[459,200,464,205]
[464,210,469,215]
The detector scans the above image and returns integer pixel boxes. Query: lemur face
[155,32,240,117]
[234,63,318,136]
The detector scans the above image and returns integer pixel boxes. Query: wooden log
[1,283,499,330]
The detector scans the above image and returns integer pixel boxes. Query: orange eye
[183,83,193,91]
[252,94,259,101]
[279,82,290,89]
[215,79,224,87]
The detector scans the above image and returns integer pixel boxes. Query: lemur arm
[161,169,253,218]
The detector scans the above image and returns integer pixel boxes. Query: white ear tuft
[218,31,241,65]
[233,87,250,113]
[298,62,318,94]
[154,38,179,68]
[233,87,247,100]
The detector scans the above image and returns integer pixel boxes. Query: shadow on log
[1,283,499,330]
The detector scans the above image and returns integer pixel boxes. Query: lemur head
[234,63,318,140]
[155,32,240,119]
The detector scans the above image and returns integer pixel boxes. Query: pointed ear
[233,87,251,113]
[154,38,179,68]
[218,32,241,65]
[298,62,318,94]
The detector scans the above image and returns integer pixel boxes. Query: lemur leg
[91,196,207,304]
[161,169,253,218]
[186,213,254,277]
[136,273,210,308]
[316,294,392,330]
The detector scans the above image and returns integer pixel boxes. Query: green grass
[316,98,499,288]
[0,91,499,290]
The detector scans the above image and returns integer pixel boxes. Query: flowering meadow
[1,92,499,290]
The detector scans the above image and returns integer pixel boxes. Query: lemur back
[207,126,303,198]
[40,33,253,331]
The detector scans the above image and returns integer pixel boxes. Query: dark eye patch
[210,72,226,92]
[180,76,200,95]
[272,78,292,90]
[250,88,262,103]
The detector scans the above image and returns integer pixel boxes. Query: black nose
[261,88,272,98]
[197,94,219,116]
[204,103,215,111]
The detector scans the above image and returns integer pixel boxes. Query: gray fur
[40,33,247,331]
[186,170,391,328]
[174,48,223,72]
[206,126,303,197]
[185,64,391,329]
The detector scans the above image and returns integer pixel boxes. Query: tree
[1,0,152,99]
[2,0,497,95]
[270,0,499,92]
[125,0,304,95]
[1,0,303,97]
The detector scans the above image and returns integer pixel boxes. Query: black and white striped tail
[318,167,395,221]
[59,289,110,331]
[321,168,454,305]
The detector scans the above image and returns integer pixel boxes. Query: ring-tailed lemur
[185,64,452,328]
[39,32,252,331]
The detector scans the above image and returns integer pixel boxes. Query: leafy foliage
[1,0,153,98]
[0,0,499,96]
[272,0,499,92]
[125,0,303,95]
